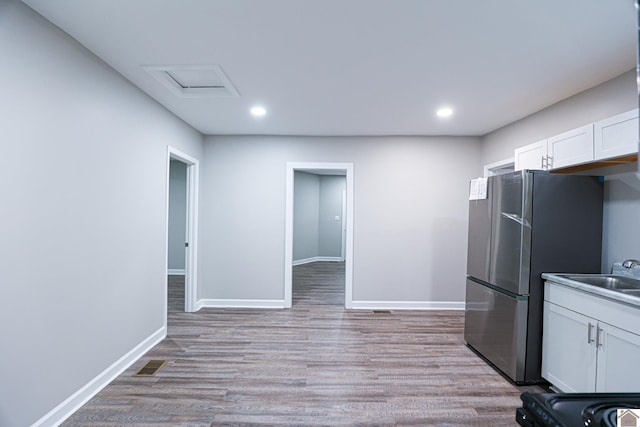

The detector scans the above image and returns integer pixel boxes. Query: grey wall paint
[200,135,481,302]
[293,171,320,260]
[481,69,640,274]
[168,160,188,270]
[0,1,203,425]
[293,173,346,261]
[602,166,640,271]
[318,175,346,257]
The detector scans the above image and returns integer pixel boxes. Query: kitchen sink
[562,275,640,291]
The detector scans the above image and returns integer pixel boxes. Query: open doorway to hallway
[292,171,346,306]
[293,261,345,306]
[284,162,354,309]
[168,159,187,311]
[166,147,199,315]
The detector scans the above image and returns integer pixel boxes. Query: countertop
[542,272,640,308]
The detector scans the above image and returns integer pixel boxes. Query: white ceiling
[22,0,637,136]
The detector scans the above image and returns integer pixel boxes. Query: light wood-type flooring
[63,262,543,426]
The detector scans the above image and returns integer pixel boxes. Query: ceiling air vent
[144,64,239,98]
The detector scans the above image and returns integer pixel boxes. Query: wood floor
[63,262,543,426]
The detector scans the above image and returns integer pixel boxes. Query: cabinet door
[594,109,639,160]
[514,140,547,171]
[595,322,640,392]
[548,124,594,169]
[542,301,597,392]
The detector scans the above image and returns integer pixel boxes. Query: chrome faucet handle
[622,259,640,268]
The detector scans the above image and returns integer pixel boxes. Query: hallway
[63,262,541,425]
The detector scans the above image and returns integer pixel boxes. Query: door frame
[166,146,199,314]
[483,157,515,177]
[284,162,354,308]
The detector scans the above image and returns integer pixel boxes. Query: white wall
[481,69,640,273]
[0,1,203,425]
[168,160,187,271]
[200,135,481,304]
[293,171,320,261]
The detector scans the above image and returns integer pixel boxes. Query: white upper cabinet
[594,109,639,161]
[514,139,548,171]
[547,124,594,170]
[514,124,594,171]
[513,110,639,173]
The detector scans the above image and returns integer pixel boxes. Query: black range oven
[517,392,640,427]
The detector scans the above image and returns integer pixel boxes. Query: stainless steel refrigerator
[464,170,603,384]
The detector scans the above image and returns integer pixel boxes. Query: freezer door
[489,171,533,295]
[464,278,529,382]
[466,184,492,282]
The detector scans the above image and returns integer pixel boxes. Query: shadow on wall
[602,169,640,272]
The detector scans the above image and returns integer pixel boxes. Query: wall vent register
[133,359,167,377]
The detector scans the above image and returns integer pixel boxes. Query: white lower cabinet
[542,301,597,392]
[542,283,640,392]
[595,323,640,392]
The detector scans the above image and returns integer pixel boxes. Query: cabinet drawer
[544,281,640,336]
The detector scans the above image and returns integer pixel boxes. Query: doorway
[166,147,199,315]
[484,158,515,177]
[284,162,354,308]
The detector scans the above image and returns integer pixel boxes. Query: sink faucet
[623,259,640,268]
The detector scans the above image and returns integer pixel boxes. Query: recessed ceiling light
[436,107,454,118]
[250,106,267,117]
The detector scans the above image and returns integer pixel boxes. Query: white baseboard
[197,299,286,310]
[350,301,465,310]
[32,326,166,427]
[292,256,343,266]
[196,299,463,310]
[167,268,185,275]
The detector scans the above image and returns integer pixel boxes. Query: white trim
[197,299,286,309]
[292,256,343,266]
[167,268,186,275]
[31,327,166,427]
[341,189,347,260]
[166,147,199,314]
[285,162,354,309]
[350,301,465,310]
[483,157,515,177]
